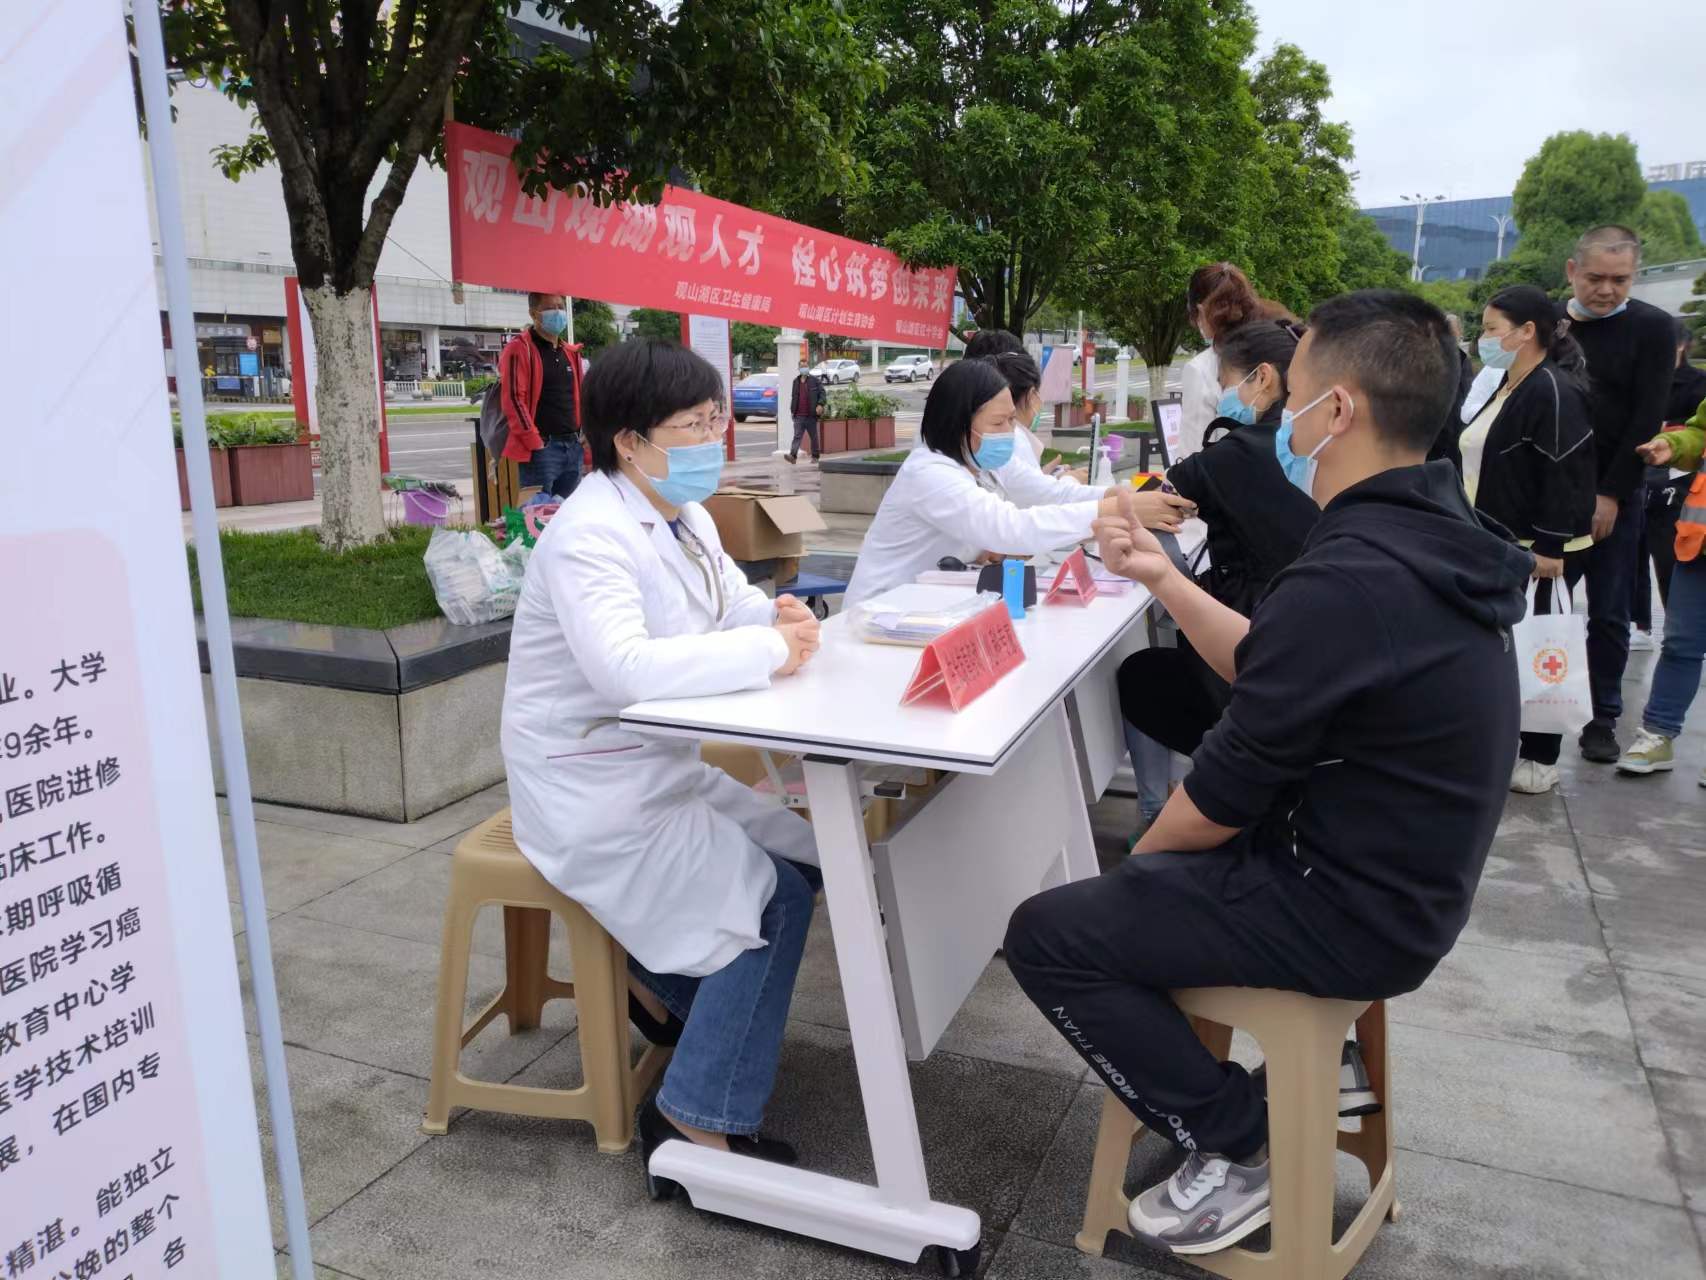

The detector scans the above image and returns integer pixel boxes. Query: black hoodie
[1184,461,1532,991]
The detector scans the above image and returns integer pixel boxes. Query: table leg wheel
[933,1242,981,1277]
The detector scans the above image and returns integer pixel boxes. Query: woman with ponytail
[1462,285,1597,794]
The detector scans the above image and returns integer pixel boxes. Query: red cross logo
[1534,648,1568,685]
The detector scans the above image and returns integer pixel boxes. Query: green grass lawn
[187,526,445,630]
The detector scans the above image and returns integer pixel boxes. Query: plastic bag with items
[424,528,530,625]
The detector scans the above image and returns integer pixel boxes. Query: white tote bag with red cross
[1514,579,1592,736]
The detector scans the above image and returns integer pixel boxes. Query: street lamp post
[1400,193,1447,283]
[1488,213,1515,261]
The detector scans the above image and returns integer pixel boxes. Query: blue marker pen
[1002,559,1025,619]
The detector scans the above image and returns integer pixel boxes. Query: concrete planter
[228,442,315,505]
[820,457,902,515]
[198,615,512,821]
[177,447,234,510]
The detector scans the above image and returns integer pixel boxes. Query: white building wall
[142,83,527,332]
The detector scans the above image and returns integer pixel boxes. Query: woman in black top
[1115,319,1318,827]
[1459,286,1597,794]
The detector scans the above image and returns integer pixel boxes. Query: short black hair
[921,359,1011,466]
[962,329,1024,360]
[527,291,564,312]
[1304,290,1456,454]
[984,350,1042,403]
[1214,319,1303,397]
[582,338,723,473]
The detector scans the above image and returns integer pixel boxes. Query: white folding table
[619,533,1200,1274]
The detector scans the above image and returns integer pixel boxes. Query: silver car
[810,358,863,385]
[884,354,935,383]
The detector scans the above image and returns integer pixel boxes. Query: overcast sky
[1246,0,1706,208]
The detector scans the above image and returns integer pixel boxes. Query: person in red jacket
[501,292,587,497]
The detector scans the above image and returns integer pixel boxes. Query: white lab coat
[844,446,1103,609]
[500,471,819,978]
[994,428,1110,508]
[1175,347,1221,464]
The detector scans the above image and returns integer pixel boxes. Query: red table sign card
[1044,548,1099,606]
[900,601,1026,711]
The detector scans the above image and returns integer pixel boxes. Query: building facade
[1361,174,1706,284]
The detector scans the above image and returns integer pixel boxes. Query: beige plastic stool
[422,810,670,1153]
[1077,991,1395,1279]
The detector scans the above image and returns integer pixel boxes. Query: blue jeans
[519,437,582,498]
[1642,555,1706,739]
[1565,492,1646,727]
[629,854,819,1134]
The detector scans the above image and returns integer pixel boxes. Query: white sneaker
[1630,629,1656,653]
[1509,760,1559,795]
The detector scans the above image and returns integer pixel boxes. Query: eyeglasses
[655,419,722,443]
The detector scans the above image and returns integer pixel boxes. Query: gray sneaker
[1127,1148,1271,1255]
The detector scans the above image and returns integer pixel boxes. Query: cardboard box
[704,489,826,561]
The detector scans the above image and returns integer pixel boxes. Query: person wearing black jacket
[1562,226,1678,761]
[1634,320,1706,626]
[1115,319,1318,764]
[1425,314,1475,473]
[1459,286,1597,794]
[1006,292,1529,1258]
[785,369,827,464]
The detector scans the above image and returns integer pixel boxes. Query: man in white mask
[1559,225,1677,763]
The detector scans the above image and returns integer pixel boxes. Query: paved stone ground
[227,647,1706,1279]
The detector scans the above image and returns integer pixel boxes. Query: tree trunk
[1147,361,1169,409]
[302,283,386,551]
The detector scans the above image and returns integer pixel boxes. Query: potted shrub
[822,389,902,453]
[224,413,315,505]
[174,420,234,510]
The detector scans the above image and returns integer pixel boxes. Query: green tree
[1634,190,1705,267]
[571,299,617,355]
[838,0,1142,336]
[1511,131,1646,244]
[1081,34,1359,405]
[1335,210,1412,293]
[731,322,780,371]
[1244,44,1355,314]
[627,308,684,343]
[1683,271,1706,358]
[157,1,874,549]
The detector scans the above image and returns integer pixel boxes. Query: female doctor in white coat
[501,338,824,1190]
[844,357,1193,609]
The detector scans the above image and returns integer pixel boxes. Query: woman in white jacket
[1177,263,1282,464]
[500,339,823,1188]
[845,358,1191,608]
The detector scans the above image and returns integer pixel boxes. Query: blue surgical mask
[539,308,569,337]
[1274,389,1341,501]
[1478,334,1519,371]
[973,431,1016,471]
[641,438,723,507]
[1567,297,1627,322]
[1216,370,1259,426]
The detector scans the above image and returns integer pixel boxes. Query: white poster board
[685,314,735,412]
[1039,346,1075,406]
[0,5,274,1276]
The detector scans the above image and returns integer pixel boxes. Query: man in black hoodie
[1004,291,1530,1258]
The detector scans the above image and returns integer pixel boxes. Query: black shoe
[628,993,685,1047]
[785,453,798,465]
[1579,721,1621,764]
[637,1097,797,1201]
[1251,1041,1382,1118]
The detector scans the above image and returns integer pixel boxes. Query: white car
[884,354,935,383]
[810,359,862,385]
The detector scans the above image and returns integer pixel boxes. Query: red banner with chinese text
[446,122,957,349]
